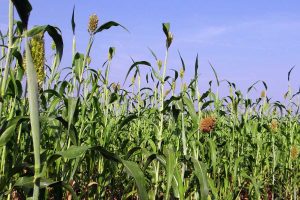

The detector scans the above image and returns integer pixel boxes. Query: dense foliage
[0,1,299,199]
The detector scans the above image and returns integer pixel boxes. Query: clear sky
[1,0,300,100]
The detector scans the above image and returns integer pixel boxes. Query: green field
[0,1,299,199]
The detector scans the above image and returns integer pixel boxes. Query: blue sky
[1,0,300,100]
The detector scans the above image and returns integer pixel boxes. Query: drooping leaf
[148,47,158,61]
[95,21,128,34]
[124,61,151,84]
[12,48,23,69]
[27,25,63,64]
[11,0,32,29]
[247,80,260,93]
[118,113,138,131]
[121,159,148,200]
[288,66,295,82]
[262,81,268,91]
[201,100,214,110]
[125,147,141,160]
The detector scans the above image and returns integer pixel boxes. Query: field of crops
[0,1,299,200]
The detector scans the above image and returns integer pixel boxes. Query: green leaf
[190,157,209,200]
[57,145,90,159]
[121,159,148,200]
[14,177,79,200]
[233,157,243,187]
[172,166,184,199]
[73,52,84,80]
[0,123,16,147]
[71,6,76,34]
[125,147,142,160]
[46,26,64,63]
[55,117,78,146]
[201,100,214,110]
[247,80,260,93]
[95,21,128,34]
[182,95,198,126]
[148,47,158,61]
[194,54,199,79]
[208,62,219,87]
[67,96,78,133]
[108,47,115,60]
[288,65,295,82]
[27,25,63,64]
[11,0,32,29]
[42,89,62,99]
[109,92,119,104]
[151,67,163,82]
[12,48,23,69]
[165,149,176,200]
[93,146,120,163]
[162,23,170,38]
[200,90,210,102]
[207,139,217,175]
[124,61,151,84]
[14,176,59,188]
[207,177,218,197]
[117,113,138,131]
[178,50,186,71]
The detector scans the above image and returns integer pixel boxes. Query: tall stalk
[77,35,94,97]
[154,23,173,199]
[1,1,13,91]
[157,49,169,150]
[25,31,41,199]
[0,0,14,101]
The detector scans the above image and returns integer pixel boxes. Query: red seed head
[199,116,216,133]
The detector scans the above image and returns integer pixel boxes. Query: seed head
[270,119,278,133]
[166,32,173,48]
[30,33,45,86]
[86,56,91,65]
[88,14,99,34]
[171,80,176,91]
[157,60,162,70]
[108,47,115,61]
[112,82,120,91]
[179,68,185,79]
[261,90,266,98]
[22,50,26,70]
[199,116,216,133]
[291,145,299,160]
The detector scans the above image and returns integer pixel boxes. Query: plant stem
[25,31,41,200]
[1,0,13,97]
